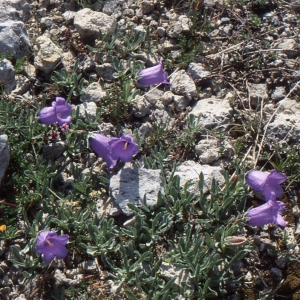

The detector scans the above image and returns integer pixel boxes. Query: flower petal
[246,171,269,192]
[38,107,57,125]
[138,62,170,86]
[275,215,286,227]
[89,134,117,169]
[109,136,139,162]
[43,251,55,263]
[246,202,274,226]
[51,239,69,259]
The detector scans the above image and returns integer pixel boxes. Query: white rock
[189,96,233,129]
[271,86,286,102]
[247,83,268,107]
[284,227,297,250]
[161,91,174,105]
[195,139,219,164]
[170,70,197,100]
[78,102,97,118]
[0,59,15,93]
[133,96,150,118]
[80,82,106,103]
[173,95,190,111]
[34,32,63,73]
[110,168,163,216]
[187,63,211,81]
[0,21,30,59]
[74,8,117,39]
[174,161,225,195]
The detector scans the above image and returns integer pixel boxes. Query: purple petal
[263,184,284,200]
[247,202,274,226]
[138,62,170,86]
[43,251,55,263]
[55,234,70,245]
[267,169,287,184]
[275,215,286,227]
[89,134,117,169]
[38,107,57,125]
[246,171,268,192]
[57,115,72,126]
[55,97,67,105]
[51,239,68,259]
[109,136,139,162]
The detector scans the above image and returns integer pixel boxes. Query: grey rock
[144,89,163,105]
[140,0,156,14]
[14,294,27,300]
[173,95,190,111]
[161,91,174,105]
[187,63,211,81]
[174,161,225,195]
[133,96,150,117]
[80,82,106,103]
[134,25,146,33]
[79,260,98,273]
[54,269,76,286]
[74,8,117,39]
[274,38,299,58]
[0,59,15,93]
[189,96,233,129]
[160,262,193,288]
[0,0,30,22]
[110,168,163,216]
[96,63,115,81]
[271,86,286,102]
[78,102,97,118]
[157,27,166,37]
[167,21,183,38]
[195,139,219,164]
[43,142,66,160]
[0,21,30,59]
[247,83,268,107]
[102,0,121,15]
[34,32,63,73]
[284,227,297,250]
[170,70,197,100]
[138,122,153,138]
[0,135,9,184]
[62,11,76,23]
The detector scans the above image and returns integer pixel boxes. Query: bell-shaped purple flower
[35,231,69,263]
[246,169,286,200]
[38,97,72,126]
[89,134,118,169]
[108,134,140,162]
[246,191,286,227]
[138,62,171,86]
[89,134,139,169]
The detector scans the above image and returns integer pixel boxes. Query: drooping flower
[89,134,118,169]
[246,169,286,200]
[38,97,72,126]
[108,134,140,162]
[246,191,286,227]
[138,61,171,86]
[89,134,139,169]
[35,231,69,263]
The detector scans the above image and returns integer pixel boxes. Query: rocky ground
[1,0,300,299]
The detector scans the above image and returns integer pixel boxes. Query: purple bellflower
[38,97,72,126]
[138,62,171,86]
[89,134,118,169]
[246,191,286,227]
[108,134,140,162]
[89,134,139,169]
[35,231,69,263]
[246,169,286,200]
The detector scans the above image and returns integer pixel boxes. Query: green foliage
[49,59,85,97]
[250,14,262,28]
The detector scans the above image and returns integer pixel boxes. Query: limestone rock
[110,168,162,216]
[0,59,16,93]
[174,161,225,195]
[78,102,97,118]
[80,82,106,103]
[170,70,197,100]
[187,63,211,81]
[189,96,233,130]
[74,8,117,39]
[133,96,150,118]
[0,21,31,59]
[248,83,268,107]
[34,32,63,73]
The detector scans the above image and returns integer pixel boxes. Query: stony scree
[110,168,162,216]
